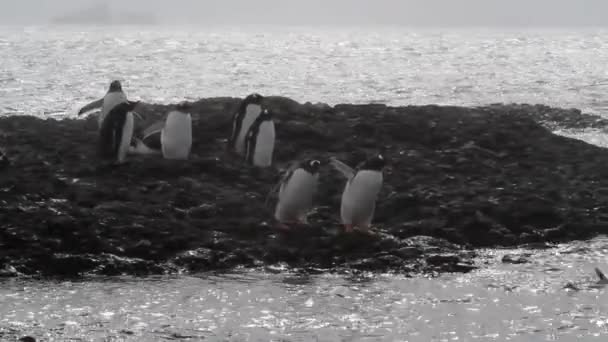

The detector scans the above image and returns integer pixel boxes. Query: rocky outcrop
[1,97,607,277]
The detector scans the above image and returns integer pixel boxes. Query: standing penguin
[245,109,275,168]
[273,159,322,229]
[228,93,264,155]
[161,103,193,160]
[98,101,139,164]
[78,80,130,130]
[330,154,386,232]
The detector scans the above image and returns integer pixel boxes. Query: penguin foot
[275,222,293,231]
[343,224,354,233]
[112,161,131,167]
[354,227,375,235]
[341,224,374,234]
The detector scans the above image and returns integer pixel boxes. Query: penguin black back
[175,101,193,112]
[245,109,273,165]
[357,154,386,172]
[108,80,122,93]
[229,93,264,150]
[141,122,163,150]
[282,159,321,186]
[98,101,138,159]
[301,159,322,174]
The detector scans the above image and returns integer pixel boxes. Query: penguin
[228,93,264,155]
[98,101,139,164]
[161,103,193,160]
[330,154,386,232]
[273,159,322,229]
[129,120,163,155]
[78,80,130,130]
[245,108,275,168]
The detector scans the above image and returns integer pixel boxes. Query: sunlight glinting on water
[2,237,608,341]
[2,26,608,118]
[3,26,608,341]
[554,129,608,148]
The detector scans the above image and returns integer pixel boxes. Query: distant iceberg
[51,3,158,25]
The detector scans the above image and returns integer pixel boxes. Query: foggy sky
[1,0,607,27]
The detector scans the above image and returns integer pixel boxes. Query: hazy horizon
[0,0,607,27]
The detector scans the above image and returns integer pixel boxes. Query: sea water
[2,25,608,341]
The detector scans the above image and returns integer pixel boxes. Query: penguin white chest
[249,120,275,167]
[235,104,261,154]
[275,169,319,222]
[341,170,383,226]
[100,92,127,128]
[161,111,192,160]
[117,112,134,164]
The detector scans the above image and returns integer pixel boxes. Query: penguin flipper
[329,157,355,179]
[596,267,606,281]
[98,113,116,158]
[265,164,296,207]
[265,182,281,208]
[140,122,164,151]
[78,98,103,116]
[227,111,237,144]
[142,121,165,138]
[129,138,161,155]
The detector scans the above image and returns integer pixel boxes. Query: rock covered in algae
[1,96,608,277]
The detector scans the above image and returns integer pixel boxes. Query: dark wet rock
[1,98,608,277]
[542,225,569,241]
[563,282,581,291]
[501,254,530,264]
[393,246,422,259]
[519,242,554,249]
[0,147,9,169]
[426,253,477,273]
[426,253,460,266]
[172,247,217,272]
[0,265,19,277]
[483,103,608,130]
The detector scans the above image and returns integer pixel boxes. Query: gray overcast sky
[0,0,607,26]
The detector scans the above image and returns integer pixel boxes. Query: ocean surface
[2,25,608,341]
[2,237,608,341]
[1,25,608,118]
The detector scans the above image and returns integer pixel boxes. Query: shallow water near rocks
[555,128,608,148]
[2,237,608,341]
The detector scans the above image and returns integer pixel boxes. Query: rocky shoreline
[1,97,607,278]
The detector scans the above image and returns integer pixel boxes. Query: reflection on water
[2,238,608,341]
[555,128,608,148]
[2,27,608,118]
